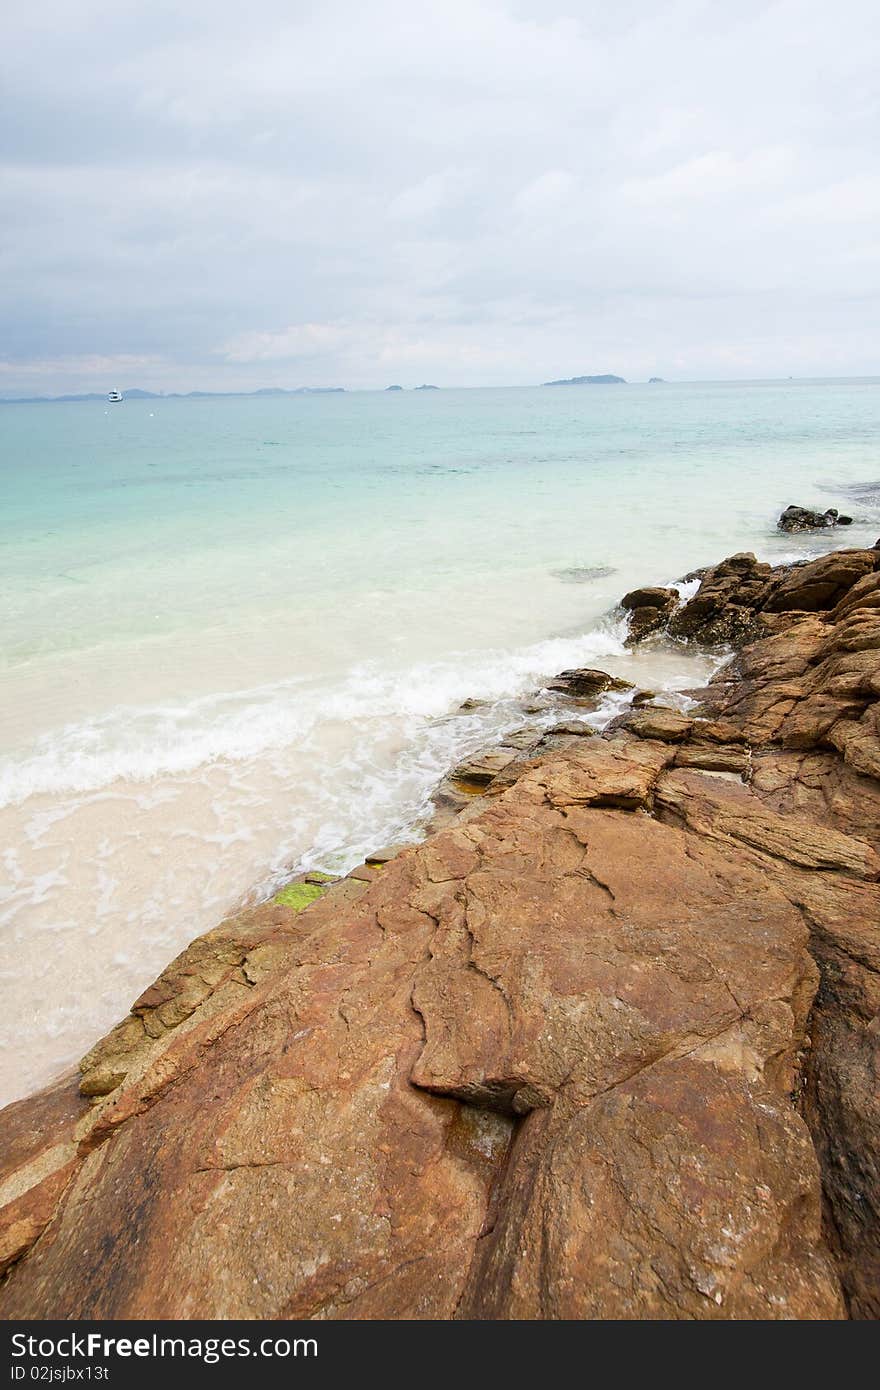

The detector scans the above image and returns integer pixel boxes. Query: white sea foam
[0,621,627,807]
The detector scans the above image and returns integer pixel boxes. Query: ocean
[2,378,879,1105]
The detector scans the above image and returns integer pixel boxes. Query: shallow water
[2,379,879,1104]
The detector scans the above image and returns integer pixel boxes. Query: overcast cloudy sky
[2,0,879,394]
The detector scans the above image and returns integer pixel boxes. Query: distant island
[414,384,439,391]
[0,386,346,405]
[648,377,666,384]
[386,385,403,391]
[542,374,626,386]
[252,386,344,396]
[181,386,345,398]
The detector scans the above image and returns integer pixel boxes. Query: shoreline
[6,376,879,1108]
[2,542,879,1317]
[3,626,708,1105]
[0,606,718,1111]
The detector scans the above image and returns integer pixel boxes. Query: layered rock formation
[2,547,879,1320]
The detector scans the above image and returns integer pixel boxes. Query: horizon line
[3,373,880,404]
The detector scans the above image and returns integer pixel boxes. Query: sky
[1,0,879,395]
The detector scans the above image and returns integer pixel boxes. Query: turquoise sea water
[2,379,880,1102]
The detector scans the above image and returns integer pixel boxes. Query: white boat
[108,390,123,403]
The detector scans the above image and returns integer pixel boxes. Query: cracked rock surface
[2,548,880,1319]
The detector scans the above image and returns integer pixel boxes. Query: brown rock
[655,766,880,879]
[831,572,880,621]
[621,585,678,610]
[497,724,545,750]
[545,721,597,737]
[346,863,379,882]
[625,604,671,641]
[827,705,880,780]
[609,705,695,743]
[651,753,880,1317]
[817,609,880,659]
[666,553,773,645]
[0,736,844,1319]
[674,742,750,775]
[537,736,674,809]
[546,667,633,697]
[620,587,679,643]
[802,985,880,1319]
[655,553,880,1319]
[459,1061,840,1319]
[764,551,877,613]
[747,748,880,852]
[78,902,312,1098]
[0,1076,86,1277]
[655,549,879,648]
[448,748,518,785]
[365,845,411,866]
[693,717,750,743]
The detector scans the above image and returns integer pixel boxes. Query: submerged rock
[550,565,616,584]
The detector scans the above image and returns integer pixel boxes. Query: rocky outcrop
[666,553,774,645]
[666,556,880,1317]
[621,548,880,648]
[779,505,853,532]
[2,548,880,1319]
[0,736,845,1320]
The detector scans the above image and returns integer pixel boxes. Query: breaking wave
[0,621,627,808]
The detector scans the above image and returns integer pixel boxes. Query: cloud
[220,323,356,362]
[0,353,165,386]
[513,170,581,217]
[1,0,879,393]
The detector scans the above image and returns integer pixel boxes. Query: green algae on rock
[273,880,327,911]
